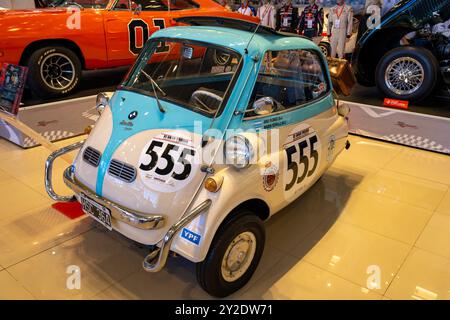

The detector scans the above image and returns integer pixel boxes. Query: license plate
[80,194,112,230]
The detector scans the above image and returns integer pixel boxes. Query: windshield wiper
[140,70,166,113]
[141,70,167,96]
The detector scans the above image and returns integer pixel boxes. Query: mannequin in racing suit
[298,0,324,39]
[257,0,276,29]
[238,0,254,16]
[276,0,299,34]
[327,0,353,59]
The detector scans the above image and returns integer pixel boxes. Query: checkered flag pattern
[382,134,450,154]
[22,130,75,148]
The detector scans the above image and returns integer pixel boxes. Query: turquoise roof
[150,26,320,55]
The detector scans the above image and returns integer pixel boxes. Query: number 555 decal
[284,125,321,192]
[128,18,170,55]
[138,133,199,193]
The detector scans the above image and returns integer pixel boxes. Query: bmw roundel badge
[128,111,138,120]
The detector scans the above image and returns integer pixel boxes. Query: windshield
[48,0,108,8]
[121,39,242,117]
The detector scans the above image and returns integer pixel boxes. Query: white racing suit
[328,4,353,58]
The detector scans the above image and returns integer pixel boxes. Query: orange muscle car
[0,0,258,98]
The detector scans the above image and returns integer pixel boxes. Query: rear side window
[246,49,329,117]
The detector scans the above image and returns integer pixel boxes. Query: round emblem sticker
[263,162,279,192]
[138,131,199,193]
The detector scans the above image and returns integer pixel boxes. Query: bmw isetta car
[45,17,351,297]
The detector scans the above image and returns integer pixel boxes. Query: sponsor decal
[395,121,418,129]
[37,120,58,127]
[383,98,409,110]
[262,161,279,192]
[262,116,287,130]
[181,228,201,245]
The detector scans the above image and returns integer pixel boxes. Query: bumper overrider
[44,141,212,272]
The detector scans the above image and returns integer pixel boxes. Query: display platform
[342,84,450,155]
[345,100,450,155]
[0,95,98,148]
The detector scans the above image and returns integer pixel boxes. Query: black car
[352,0,449,101]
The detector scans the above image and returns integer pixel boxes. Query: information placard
[0,63,28,116]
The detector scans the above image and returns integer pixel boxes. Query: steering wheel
[190,89,223,114]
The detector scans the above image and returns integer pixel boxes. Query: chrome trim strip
[45,140,84,202]
[63,166,165,230]
[143,199,212,273]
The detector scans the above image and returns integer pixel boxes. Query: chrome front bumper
[44,141,212,273]
[63,165,165,230]
[44,140,164,230]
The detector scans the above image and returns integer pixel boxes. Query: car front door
[241,49,336,207]
[103,0,180,67]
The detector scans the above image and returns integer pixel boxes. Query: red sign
[383,98,409,110]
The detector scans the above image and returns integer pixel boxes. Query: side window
[114,0,130,9]
[246,49,328,117]
[132,0,198,11]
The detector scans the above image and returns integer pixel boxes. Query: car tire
[375,46,439,102]
[196,211,265,297]
[27,46,81,98]
[319,42,331,57]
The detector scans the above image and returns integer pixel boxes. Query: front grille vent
[108,159,137,183]
[82,147,101,167]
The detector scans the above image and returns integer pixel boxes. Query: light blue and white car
[45,17,351,297]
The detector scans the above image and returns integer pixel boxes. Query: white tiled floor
[0,134,449,300]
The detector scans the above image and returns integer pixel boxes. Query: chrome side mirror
[96,92,112,114]
[252,97,275,116]
[133,4,142,15]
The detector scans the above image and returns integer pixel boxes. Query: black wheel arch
[225,198,270,224]
[19,39,86,69]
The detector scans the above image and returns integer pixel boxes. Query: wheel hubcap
[40,53,75,90]
[221,231,257,282]
[385,57,424,96]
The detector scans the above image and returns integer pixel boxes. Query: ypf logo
[128,111,138,120]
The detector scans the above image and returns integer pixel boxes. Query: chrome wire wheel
[40,53,75,90]
[384,57,424,96]
[221,231,257,282]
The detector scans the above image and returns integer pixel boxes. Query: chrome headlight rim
[96,92,110,114]
[223,135,253,170]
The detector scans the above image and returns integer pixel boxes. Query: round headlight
[224,135,252,169]
[338,103,350,117]
[96,92,110,114]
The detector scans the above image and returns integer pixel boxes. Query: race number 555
[285,135,319,191]
[139,140,196,181]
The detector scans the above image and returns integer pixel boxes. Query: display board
[346,100,450,155]
[0,63,28,116]
[0,95,97,148]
